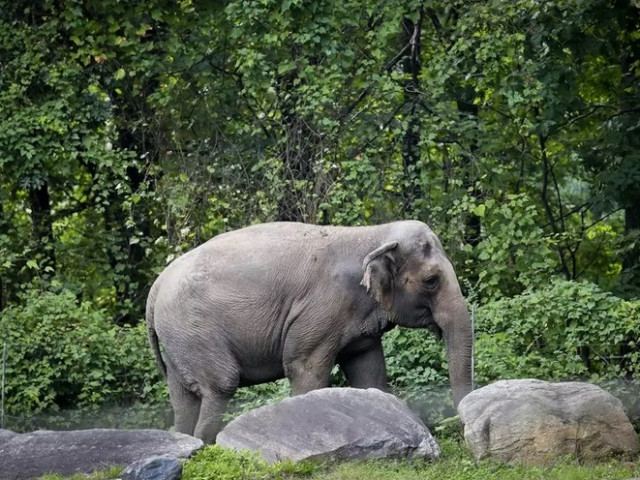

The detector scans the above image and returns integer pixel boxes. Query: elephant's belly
[238,362,285,387]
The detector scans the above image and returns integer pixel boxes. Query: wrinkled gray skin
[147,221,472,444]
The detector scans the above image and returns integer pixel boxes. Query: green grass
[32,438,640,480]
[33,466,123,480]
[180,438,640,480]
[312,440,640,480]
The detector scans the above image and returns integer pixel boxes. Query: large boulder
[458,379,639,465]
[0,428,18,444]
[217,387,440,463]
[0,428,203,480]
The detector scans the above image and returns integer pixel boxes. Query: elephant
[146,220,473,444]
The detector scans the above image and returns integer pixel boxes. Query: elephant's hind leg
[166,369,201,436]
[194,392,230,444]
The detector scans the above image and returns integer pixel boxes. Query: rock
[120,456,182,480]
[0,428,18,445]
[458,379,639,465]
[0,428,203,480]
[217,387,440,463]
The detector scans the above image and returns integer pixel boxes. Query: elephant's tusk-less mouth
[422,308,442,339]
[426,321,443,339]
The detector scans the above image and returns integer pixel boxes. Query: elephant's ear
[361,241,398,311]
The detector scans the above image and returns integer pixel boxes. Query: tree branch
[540,134,570,279]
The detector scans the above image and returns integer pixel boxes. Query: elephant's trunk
[438,297,473,410]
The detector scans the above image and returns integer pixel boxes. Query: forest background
[0,0,639,430]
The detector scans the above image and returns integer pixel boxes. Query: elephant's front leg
[338,338,389,391]
[284,348,334,395]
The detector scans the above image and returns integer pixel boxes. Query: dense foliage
[0,289,165,422]
[384,279,640,423]
[475,279,640,383]
[0,0,639,422]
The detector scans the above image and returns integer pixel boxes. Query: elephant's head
[361,222,473,408]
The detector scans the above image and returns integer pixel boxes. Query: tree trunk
[103,136,153,326]
[276,116,317,223]
[28,181,56,277]
[0,199,4,311]
[621,197,640,289]
[457,87,482,248]
[400,14,423,214]
[276,46,318,223]
[618,2,640,292]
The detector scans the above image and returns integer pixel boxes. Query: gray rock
[121,456,182,480]
[458,379,639,465]
[0,428,202,480]
[0,428,18,445]
[217,387,440,463]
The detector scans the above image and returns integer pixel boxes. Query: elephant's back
[202,222,345,249]
[149,221,406,311]
[149,224,316,327]
[150,220,424,292]
[173,222,348,277]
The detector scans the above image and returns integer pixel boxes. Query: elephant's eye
[422,275,439,290]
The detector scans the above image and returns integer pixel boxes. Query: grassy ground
[35,467,122,480]
[38,436,640,480]
[306,439,640,480]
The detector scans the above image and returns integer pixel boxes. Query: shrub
[384,279,640,423]
[0,289,166,417]
[383,327,453,422]
[474,279,640,405]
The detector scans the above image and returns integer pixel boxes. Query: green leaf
[277,61,296,75]
[472,204,486,217]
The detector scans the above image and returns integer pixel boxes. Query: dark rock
[120,456,182,480]
[217,387,440,463]
[0,428,202,480]
[458,379,639,465]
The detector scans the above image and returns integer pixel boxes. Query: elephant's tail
[146,283,167,378]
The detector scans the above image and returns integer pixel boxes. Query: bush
[475,279,640,383]
[0,289,166,417]
[383,327,453,422]
[382,279,640,424]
